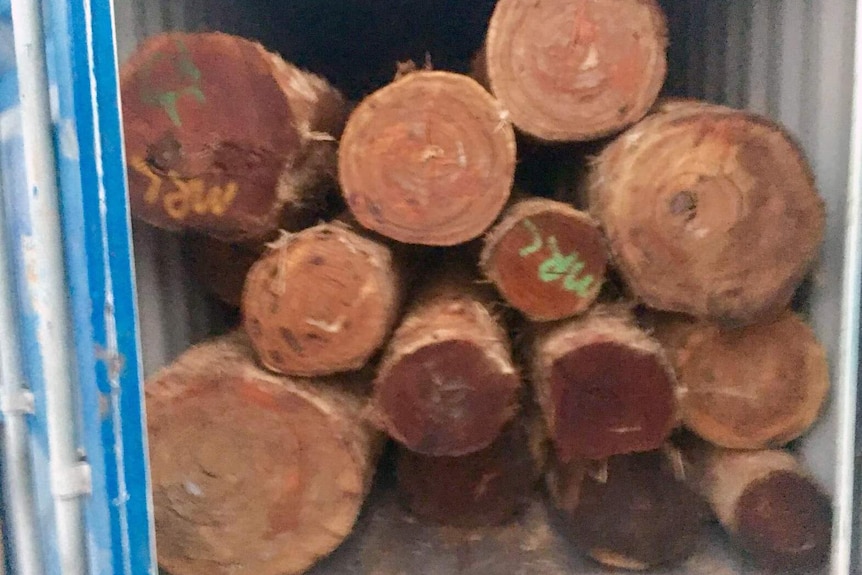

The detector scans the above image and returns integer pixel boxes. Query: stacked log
[123,4,836,573]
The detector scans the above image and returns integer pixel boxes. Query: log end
[147,348,377,575]
[667,312,829,449]
[243,223,400,376]
[183,234,261,308]
[734,470,832,572]
[121,32,339,242]
[485,0,667,141]
[374,339,520,456]
[591,103,825,325]
[546,338,676,461]
[550,451,710,571]
[395,420,541,528]
[338,71,516,246]
[482,199,607,321]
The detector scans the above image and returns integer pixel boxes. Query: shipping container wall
[109,0,862,574]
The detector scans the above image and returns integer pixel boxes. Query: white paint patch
[60,118,79,160]
[184,481,203,497]
[305,316,346,333]
[580,45,600,70]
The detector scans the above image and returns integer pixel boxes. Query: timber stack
[121,1,834,571]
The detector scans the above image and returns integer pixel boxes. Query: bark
[546,449,709,570]
[683,446,832,572]
[481,197,608,321]
[651,310,830,449]
[588,101,826,326]
[121,31,347,243]
[371,266,522,456]
[530,304,677,461]
[338,70,516,246]
[242,221,403,376]
[480,0,668,142]
[145,332,383,575]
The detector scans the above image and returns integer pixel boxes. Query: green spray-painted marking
[140,38,206,127]
[519,219,595,297]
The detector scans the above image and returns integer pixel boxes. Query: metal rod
[9,0,89,572]
[0,168,44,575]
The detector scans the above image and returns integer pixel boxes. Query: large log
[683,446,832,572]
[371,267,522,456]
[546,449,710,571]
[338,70,517,246]
[480,197,608,321]
[530,304,677,461]
[146,332,383,575]
[480,0,667,142]
[121,31,347,243]
[651,311,829,449]
[241,221,403,376]
[395,411,546,528]
[588,101,826,326]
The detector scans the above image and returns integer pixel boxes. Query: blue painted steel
[0,0,155,572]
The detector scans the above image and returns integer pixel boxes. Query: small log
[480,0,667,142]
[651,311,829,449]
[242,221,403,376]
[530,304,677,461]
[145,332,383,575]
[371,266,522,456]
[338,70,517,246]
[546,449,709,570]
[183,234,262,309]
[395,411,547,528]
[685,447,832,572]
[480,197,608,321]
[121,31,347,243]
[588,101,826,326]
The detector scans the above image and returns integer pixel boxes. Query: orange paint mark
[129,155,239,220]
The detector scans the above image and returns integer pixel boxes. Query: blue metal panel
[1,0,155,572]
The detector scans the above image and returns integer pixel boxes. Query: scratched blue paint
[1,0,155,572]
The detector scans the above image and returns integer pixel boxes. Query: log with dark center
[546,449,710,570]
[686,447,832,573]
[121,31,347,243]
[242,221,402,376]
[530,305,677,461]
[481,197,608,321]
[651,310,830,449]
[145,332,383,575]
[480,0,668,142]
[395,414,546,528]
[371,268,521,456]
[588,101,826,326]
[338,70,517,246]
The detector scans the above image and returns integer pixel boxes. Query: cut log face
[547,450,709,571]
[588,102,826,326]
[395,416,545,528]
[481,198,608,321]
[372,277,521,456]
[338,71,517,246]
[693,449,832,572]
[145,332,382,575]
[654,311,830,449]
[532,306,676,461]
[121,32,346,243]
[242,222,402,376]
[483,0,667,142]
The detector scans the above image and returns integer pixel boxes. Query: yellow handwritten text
[129,156,238,221]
